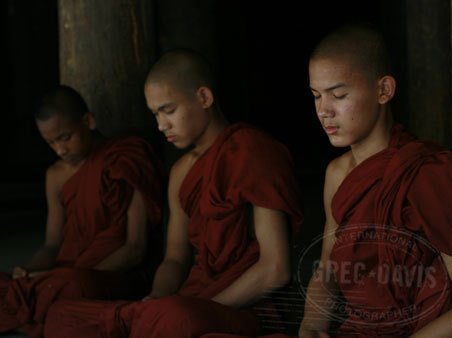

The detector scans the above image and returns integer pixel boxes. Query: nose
[316,98,335,119]
[157,115,170,132]
[54,143,68,157]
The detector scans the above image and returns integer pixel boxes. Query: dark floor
[0,333,28,338]
[0,180,45,338]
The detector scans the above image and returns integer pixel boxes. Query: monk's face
[309,56,384,148]
[145,81,212,149]
[36,113,95,166]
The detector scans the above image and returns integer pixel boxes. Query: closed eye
[58,134,71,142]
[163,109,175,115]
[333,94,347,99]
[311,91,320,100]
[155,103,177,116]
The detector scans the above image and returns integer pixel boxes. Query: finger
[28,270,47,278]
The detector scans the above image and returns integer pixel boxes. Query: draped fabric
[329,124,452,337]
[44,123,303,338]
[0,136,164,338]
[178,123,303,299]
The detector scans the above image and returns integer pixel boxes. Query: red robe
[44,123,303,338]
[201,335,294,338]
[0,136,164,338]
[202,125,452,338]
[328,124,452,337]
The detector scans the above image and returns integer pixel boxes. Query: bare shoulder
[321,152,355,252]
[167,151,199,196]
[167,152,195,222]
[170,150,200,183]
[325,151,354,193]
[46,160,75,193]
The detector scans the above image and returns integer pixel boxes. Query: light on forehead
[37,113,81,129]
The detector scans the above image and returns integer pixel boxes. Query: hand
[27,270,49,278]
[12,266,28,279]
[141,292,158,302]
[299,329,330,338]
[12,267,49,279]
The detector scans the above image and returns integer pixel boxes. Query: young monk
[297,22,452,337]
[44,49,304,337]
[0,85,164,338]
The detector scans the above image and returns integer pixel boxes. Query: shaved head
[145,48,218,97]
[35,85,89,122]
[311,22,393,80]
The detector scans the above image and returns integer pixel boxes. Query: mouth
[165,135,176,142]
[323,125,338,135]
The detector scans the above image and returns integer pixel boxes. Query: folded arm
[95,188,148,271]
[409,252,452,338]
[14,166,65,278]
[145,156,192,299]
[299,159,345,338]
[211,205,291,308]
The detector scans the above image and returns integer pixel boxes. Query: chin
[172,141,190,150]
[328,136,350,148]
[68,157,82,165]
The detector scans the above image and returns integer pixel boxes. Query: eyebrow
[57,132,71,139]
[153,102,175,115]
[44,132,71,143]
[310,83,347,92]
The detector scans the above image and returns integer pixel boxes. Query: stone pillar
[58,0,158,138]
[405,0,452,147]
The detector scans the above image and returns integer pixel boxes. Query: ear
[196,86,214,109]
[377,75,396,104]
[82,112,97,130]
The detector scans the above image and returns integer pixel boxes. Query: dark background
[2,0,451,255]
[0,0,387,211]
[0,0,452,328]
[0,1,451,333]
[2,0,451,268]
[0,1,392,179]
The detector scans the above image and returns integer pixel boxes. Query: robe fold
[177,123,302,300]
[201,334,295,338]
[204,125,452,338]
[44,123,303,338]
[0,136,164,338]
[329,124,452,337]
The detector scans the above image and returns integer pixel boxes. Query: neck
[193,112,229,156]
[86,130,104,155]
[67,130,104,170]
[350,111,394,166]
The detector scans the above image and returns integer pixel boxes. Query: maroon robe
[0,136,164,338]
[203,125,452,338]
[329,124,452,337]
[201,335,295,338]
[44,123,303,338]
